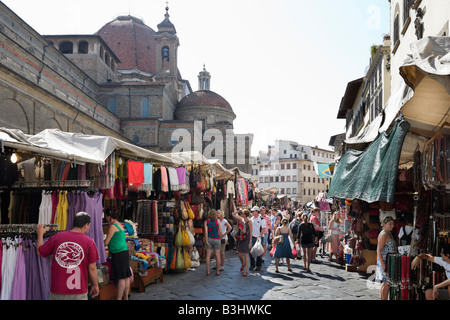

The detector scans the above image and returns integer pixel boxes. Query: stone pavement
[131,248,380,300]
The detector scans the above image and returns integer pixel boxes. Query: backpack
[290,219,301,239]
[235,221,248,241]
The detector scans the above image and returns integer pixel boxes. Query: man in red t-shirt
[310,207,324,263]
[37,212,100,300]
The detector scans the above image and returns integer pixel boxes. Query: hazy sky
[2,0,390,155]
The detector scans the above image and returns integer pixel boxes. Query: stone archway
[0,98,30,133]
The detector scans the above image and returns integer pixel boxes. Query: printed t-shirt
[434,257,450,279]
[207,220,220,239]
[310,214,320,230]
[38,231,100,295]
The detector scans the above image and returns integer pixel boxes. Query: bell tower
[198,65,211,91]
[155,3,179,77]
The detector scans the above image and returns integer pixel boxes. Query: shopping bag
[270,245,276,258]
[295,243,302,258]
[250,237,264,258]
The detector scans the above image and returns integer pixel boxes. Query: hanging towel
[168,167,179,191]
[143,163,153,191]
[128,160,144,185]
[160,166,169,192]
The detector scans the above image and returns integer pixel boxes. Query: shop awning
[347,36,450,149]
[328,118,410,203]
[163,151,236,180]
[380,36,450,136]
[0,128,174,165]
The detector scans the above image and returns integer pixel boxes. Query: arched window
[107,97,117,114]
[162,46,170,61]
[105,52,110,67]
[59,41,73,54]
[78,41,88,54]
[142,97,150,117]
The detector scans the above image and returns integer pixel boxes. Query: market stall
[0,128,174,299]
[328,36,450,299]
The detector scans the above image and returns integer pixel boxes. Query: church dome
[175,90,236,124]
[177,90,234,112]
[96,16,157,74]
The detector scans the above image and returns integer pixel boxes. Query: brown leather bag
[351,217,364,233]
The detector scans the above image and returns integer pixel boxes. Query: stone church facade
[0,3,252,172]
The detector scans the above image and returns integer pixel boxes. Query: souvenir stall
[0,127,174,300]
[328,37,450,299]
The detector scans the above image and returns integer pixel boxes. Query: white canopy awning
[0,128,174,165]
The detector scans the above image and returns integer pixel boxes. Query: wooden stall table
[130,267,164,293]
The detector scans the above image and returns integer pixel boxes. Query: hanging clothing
[143,163,153,191]
[226,180,235,199]
[10,240,26,300]
[128,160,144,185]
[84,192,107,264]
[1,237,18,300]
[38,191,53,225]
[160,166,169,192]
[54,191,68,231]
[168,167,179,191]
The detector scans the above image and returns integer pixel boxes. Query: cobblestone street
[131,248,380,301]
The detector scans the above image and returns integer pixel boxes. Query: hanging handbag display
[187,227,195,246]
[176,247,185,270]
[184,248,191,269]
[181,221,190,246]
[351,216,365,233]
[170,247,177,270]
[348,237,357,249]
[355,238,366,251]
[180,201,188,220]
[185,202,195,220]
[175,221,184,247]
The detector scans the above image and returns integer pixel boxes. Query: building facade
[257,140,333,204]
[331,0,449,156]
[0,3,252,173]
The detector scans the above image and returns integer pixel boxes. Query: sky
[1,0,390,156]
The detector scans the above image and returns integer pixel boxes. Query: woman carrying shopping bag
[273,217,295,273]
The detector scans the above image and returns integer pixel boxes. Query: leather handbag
[180,201,188,220]
[185,202,195,220]
[351,217,364,233]
[355,239,366,251]
[348,237,357,249]
[273,234,284,245]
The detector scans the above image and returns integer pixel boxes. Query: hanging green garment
[328,118,410,203]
